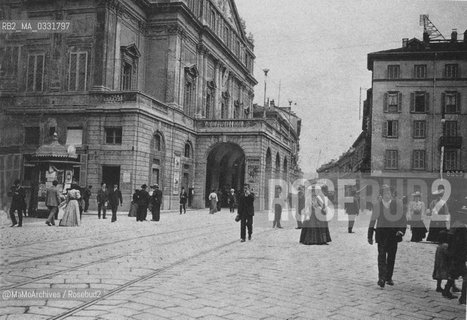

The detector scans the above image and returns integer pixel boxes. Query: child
[432,230,449,293]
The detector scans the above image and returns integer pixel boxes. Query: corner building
[0,0,301,212]
[367,30,467,178]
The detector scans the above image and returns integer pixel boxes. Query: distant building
[0,0,300,212]
[367,28,467,178]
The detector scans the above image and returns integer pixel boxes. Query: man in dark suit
[137,184,150,221]
[8,179,25,227]
[97,183,109,219]
[108,184,123,222]
[238,184,255,242]
[150,184,163,221]
[368,185,407,288]
[82,185,92,212]
[179,187,187,215]
[45,180,62,226]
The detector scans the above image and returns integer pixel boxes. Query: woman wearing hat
[426,189,450,243]
[407,191,427,242]
[299,185,332,245]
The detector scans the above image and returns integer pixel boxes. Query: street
[0,209,465,320]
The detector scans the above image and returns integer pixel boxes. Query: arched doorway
[264,148,272,210]
[205,143,245,207]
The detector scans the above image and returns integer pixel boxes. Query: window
[445,64,459,78]
[384,92,401,113]
[206,88,213,119]
[444,121,457,137]
[442,92,460,114]
[413,121,426,138]
[0,46,20,77]
[210,9,216,31]
[414,64,427,79]
[385,150,398,169]
[66,128,83,146]
[184,143,191,158]
[155,134,163,151]
[105,128,122,145]
[387,65,400,79]
[410,91,429,113]
[413,150,426,170]
[121,62,132,91]
[68,52,87,91]
[444,150,458,171]
[27,54,45,91]
[383,120,398,138]
[24,127,40,145]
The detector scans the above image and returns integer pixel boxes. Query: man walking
[8,179,25,227]
[150,184,162,221]
[238,184,255,242]
[45,180,62,226]
[179,187,187,214]
[368,185,406,288]
[345,188,360,233]
[97,183,109,219]
[137,184,150,221]
[108,184,123,222]
[228,188,237,213]
[82,185,92,212]
[273,185,283,228]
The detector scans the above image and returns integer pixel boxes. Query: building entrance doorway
[205,143,245,207]
[102,166,121,188]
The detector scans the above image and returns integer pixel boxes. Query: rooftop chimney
[423,31,430,44]
[402,38,408,48]
[451,29,458,42]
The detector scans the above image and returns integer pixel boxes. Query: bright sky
[235,0,467,176]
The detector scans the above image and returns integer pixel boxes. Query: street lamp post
[263,68,270,117]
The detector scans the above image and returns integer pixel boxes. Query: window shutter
[36,54,44,91]
[411,151,415,169]
[397,92,402,112]
[395,121,399,138]
[441,93,446,115]
[27,55,34,90]
[443,65,447,78]
[425,92,429,112]
[69,53,77,91]
[383,93,388,112]
[410,92,415,112]
[383,121,388,137]
[78,53,86,91]
[396,150,400,169]
[457,92,461,113]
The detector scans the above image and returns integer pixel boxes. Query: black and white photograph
[0,0,467,319]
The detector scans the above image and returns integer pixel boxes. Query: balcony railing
[440,136,462,148]
[196,119,259,129]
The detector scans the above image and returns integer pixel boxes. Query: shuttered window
[413,121,426,138]
[68,52,87,91]
[444,151,458,171]
[383,120,398,138]
[444,121,457,137]
[0,47,20,77]
[385,150,398,169]
[442,92,460,114]
[410,91,429,113]
[387,65,400,79]
[27,54,45,91]
[445,64,459,78]
[413,150,426,170]
[414,65,427,79]
[384,92,402,113]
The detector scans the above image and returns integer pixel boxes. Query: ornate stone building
[0,0,301,212]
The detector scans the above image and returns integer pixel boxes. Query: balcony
[440,136,462,148]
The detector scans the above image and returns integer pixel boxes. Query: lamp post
[263,68,269,117]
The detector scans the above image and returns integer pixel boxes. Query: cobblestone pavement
[0,209,465,319]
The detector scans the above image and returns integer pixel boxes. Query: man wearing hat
[444,205,467,302]
[137,184,150,221]
[368,184,407,288]
[426,188,449,243]
[108,184,123,222]
[150,184,163,221]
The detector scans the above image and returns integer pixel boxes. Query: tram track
[3,223,221,267]
[49,229,272,320]
[0,223,234,291]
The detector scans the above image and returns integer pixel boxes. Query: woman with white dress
[208,189,218,214]
[407,191,427,242]
[59,189,81,227]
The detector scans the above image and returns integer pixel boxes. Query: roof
[367,37,467,70]
[33,134,78,160]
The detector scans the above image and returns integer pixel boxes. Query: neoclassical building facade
[0,0,301,212]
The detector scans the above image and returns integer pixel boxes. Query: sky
[234,0,467,176]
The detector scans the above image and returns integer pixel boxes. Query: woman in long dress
[128,189,139,217]
[300,185,332,245]
[208,189,218,214]
[59,189,81,227]
[408,191,427,242]
[426,190,449,243]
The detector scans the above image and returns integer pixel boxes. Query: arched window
[275,153,281,177]
[184,142,192,158]
[283,157,288,179]
[154,132,164,152]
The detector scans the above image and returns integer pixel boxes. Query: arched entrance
[205,143,245,207]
